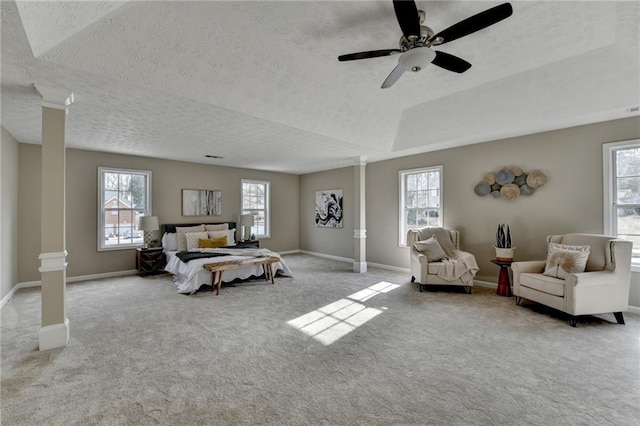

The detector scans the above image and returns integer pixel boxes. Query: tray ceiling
[2,1,638,174]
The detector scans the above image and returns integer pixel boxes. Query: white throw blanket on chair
[437,251,479,285]
[427,228,478,285]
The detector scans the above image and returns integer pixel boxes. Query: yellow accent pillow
[198,236,228,248]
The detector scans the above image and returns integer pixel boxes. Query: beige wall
[11,116,640,307]
[365,117,640,304]
[1,127,19,300]
[18,146,299,282]
[299,166,354,259]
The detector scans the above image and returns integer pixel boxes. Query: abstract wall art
[182,189,222,216]
[315,189,343,228]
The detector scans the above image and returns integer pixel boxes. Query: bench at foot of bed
[204,257,280,295]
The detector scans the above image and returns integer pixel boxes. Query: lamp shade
[138,215,159,232]
[240,214,254,227]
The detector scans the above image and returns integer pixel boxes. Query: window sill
[98,245,142,252]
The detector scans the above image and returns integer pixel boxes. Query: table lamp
[239,214,254,241]
[137,215,159,249]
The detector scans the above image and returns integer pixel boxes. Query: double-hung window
[603,139,640,267]
[98,167,151,250]
[241,179,270,238]
[399,166,443,246]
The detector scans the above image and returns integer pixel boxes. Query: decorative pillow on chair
[199,236,228,248]
[543,242,590,279]
[185,231,210,250]
[414,237,448,261]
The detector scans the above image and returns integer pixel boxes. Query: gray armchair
[408,227,478,293]
[512,233,632,327]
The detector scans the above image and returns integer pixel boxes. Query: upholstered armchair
[512,233,632,327]
[408,227,478,293]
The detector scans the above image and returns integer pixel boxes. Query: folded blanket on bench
[176,252,230,263]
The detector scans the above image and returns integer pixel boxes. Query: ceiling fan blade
[432,3,513,45]
[338,49,402,62]
[381,64,405,89]
[393,0,420,40]
[432,51,472,73]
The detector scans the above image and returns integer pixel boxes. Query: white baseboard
[1,270,138,310]
[366,261,410,273]
[66,270,137,283]
[473,280,498,289]
[299,250,353,264]
[279,249,301,255]
[0,285,20,310]
[6,259,639,317]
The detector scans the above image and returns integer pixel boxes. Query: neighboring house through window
[399,166,443,246]
[241,179,270,238]
[603,139,640,267]
[98,167,151,250]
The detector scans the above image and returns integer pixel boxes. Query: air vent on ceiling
[205,155,224,159]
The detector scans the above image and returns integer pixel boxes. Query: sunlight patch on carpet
[287,281,400,345]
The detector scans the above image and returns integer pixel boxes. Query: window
[98,167,151,250]
[399,166,443,246]
[603,139,640,267]
[241,179,270,238]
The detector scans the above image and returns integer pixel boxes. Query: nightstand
[136,247,166,276]
[237,240,259,248]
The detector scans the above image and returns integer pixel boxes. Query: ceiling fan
[338,1,513,88]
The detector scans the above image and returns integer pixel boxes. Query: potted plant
[495,224,515,260]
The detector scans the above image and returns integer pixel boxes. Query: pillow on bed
[161,232,178,252]
[199,236,228,248]
[185,231,210,251]
[204,223,229,232]
[208,229,236,245]
[176,225,206,251]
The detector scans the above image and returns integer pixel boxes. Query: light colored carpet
[2,254,639,425]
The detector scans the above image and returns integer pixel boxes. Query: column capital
[34,84,74,111]
[353,155,368,166]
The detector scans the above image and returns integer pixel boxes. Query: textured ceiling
[1,1,639,174]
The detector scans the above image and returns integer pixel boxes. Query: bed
[161,222,293,294]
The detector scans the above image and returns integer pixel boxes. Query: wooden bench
[204,256,280,295]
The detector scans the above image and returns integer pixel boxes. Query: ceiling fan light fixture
[398,47,436,72]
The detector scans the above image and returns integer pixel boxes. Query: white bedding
[164,248,293,294]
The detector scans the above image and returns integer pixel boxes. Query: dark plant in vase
[495,224,514,260]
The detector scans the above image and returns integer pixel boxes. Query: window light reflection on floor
[287,281,400,345]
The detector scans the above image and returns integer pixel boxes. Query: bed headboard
[161,222,237,235]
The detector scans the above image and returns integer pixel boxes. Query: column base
[39,317,69,351]
[353,261,367,273]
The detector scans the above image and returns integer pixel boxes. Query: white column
[353,157,367,273]
[34,84,74,351]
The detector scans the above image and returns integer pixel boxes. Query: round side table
[491,259,513,297]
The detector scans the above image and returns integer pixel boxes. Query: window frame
[241,179,271,239]
[97,167,152,251]
[398,165,443,247]
[603,138,640,270]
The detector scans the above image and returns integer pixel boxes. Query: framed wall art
[182,189,222,216]
[315,189,343,228]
